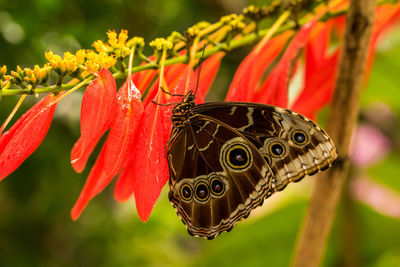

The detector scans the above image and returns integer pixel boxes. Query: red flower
[253,19,318,107]
[71,68,117,173]
[364,3,400,83]
[0,93,60,180]
[291,22,340,119]
[115,90,169,222]
[227,17,325,119]
[71,71,144,220]
[226,32,293,102]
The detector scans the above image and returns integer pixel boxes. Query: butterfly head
[171,90,196,128]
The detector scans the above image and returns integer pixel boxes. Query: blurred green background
[1,0,400,266]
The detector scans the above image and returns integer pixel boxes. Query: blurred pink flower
[351,177,400,219]
[350,124,391,167]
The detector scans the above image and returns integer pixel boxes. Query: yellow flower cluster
[0,65,6,79]
[243,2,281,20]
[220,14,246,32]
[45,50,86,75]
[6,65,51,88]
[1,29,150,90]
[220,14,246,31]
[0,65,8,89]
[186,22,211,39]
[126,36,145,51]
[45,49,116,76]
[22,65,51,87]
[149,38,173,51]
[93,30,143,59]
[84,50,117,75]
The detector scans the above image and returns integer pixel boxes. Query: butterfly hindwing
[167,114,273,239]
[194,102,338,192]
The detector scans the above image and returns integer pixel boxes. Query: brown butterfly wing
[167,114,273,239]
[194,102,338,192]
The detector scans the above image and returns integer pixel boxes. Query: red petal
[73,79,146,217]
[372,4,400,43]
[132,69,157,94]
[0,94,58,180]
[195,52,224,99]
[114,163,135,202]
[165,63,188,89]
[225,54,254,101]
[305,23,331,82]
[365,4,400,83]
[331,15,346,37]
[291,53,339,117]
[170,65,196,96]
[131,55,158,94]
[103,78,144,177]
[291,23,340,117]
[226,32,292,102]
[70,136,102,173]
[71,145,113,220]
[254,19,318,107]
[129,92,169,222]
[71,68,117,172]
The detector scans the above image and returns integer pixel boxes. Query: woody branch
[291,0,376,266]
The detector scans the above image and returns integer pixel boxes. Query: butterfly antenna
[160,86,185,97]
[151,100,180,106]
[194,45,207,96]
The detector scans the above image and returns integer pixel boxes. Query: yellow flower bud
[30,74,37,83]
[150,38,173,51]
[118,29,128,44]
[107,30,118,46]
[93,40,109,53]
[1,65,7,75]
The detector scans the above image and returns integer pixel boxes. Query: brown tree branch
[341,173,360,267]
[291,0,376,266]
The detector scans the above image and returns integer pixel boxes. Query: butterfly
[166,90,338,239]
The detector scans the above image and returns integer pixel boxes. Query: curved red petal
[253,19,318,107]
[132,69,157,94]
[195,52,224,99]
[226,32,292,102]
[129,93,169,222]
[0,94,58,180]
[70,136,102,173]
[291,62,337,118]
[114,162,135,202]
[305,23,332,82]
[365,4,400,83]
[71,68,117,172]
[291,22,340,117]
[71,145,114,220]
[103,79,144,177]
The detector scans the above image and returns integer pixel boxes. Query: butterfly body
[167,91,338,239]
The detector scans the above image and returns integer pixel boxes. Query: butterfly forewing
[167,114,273,239]
[193,102,338,192]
